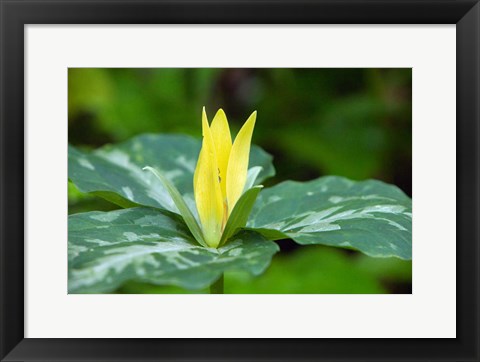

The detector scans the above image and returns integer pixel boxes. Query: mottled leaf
[68,134,275,211]
[68,207,279,293]
[248,176,412,259]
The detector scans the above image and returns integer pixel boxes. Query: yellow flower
[194,107,256,248]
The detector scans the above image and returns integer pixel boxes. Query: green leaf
[143,166,206,247]
[68,134,275,211]
[68,207,279,293]
[220,185,263,247]
[248,176,412,259]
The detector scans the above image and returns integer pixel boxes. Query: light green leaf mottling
[248,176,412,259]
[68,207,279,293]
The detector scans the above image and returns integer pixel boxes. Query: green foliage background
[68,68,412,293]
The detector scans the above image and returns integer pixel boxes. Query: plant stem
[210,274,224,294]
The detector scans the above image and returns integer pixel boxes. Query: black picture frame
[1,1,478,361]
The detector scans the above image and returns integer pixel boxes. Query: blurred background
[68,68,412,294]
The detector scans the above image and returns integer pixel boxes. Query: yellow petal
[193,108,224,248]
[210,109,232,199]
[226,111,256,214]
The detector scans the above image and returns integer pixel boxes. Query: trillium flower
[144,108,263,249]
[194,107,256,248]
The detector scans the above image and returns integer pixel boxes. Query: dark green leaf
[220,186,263,246]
